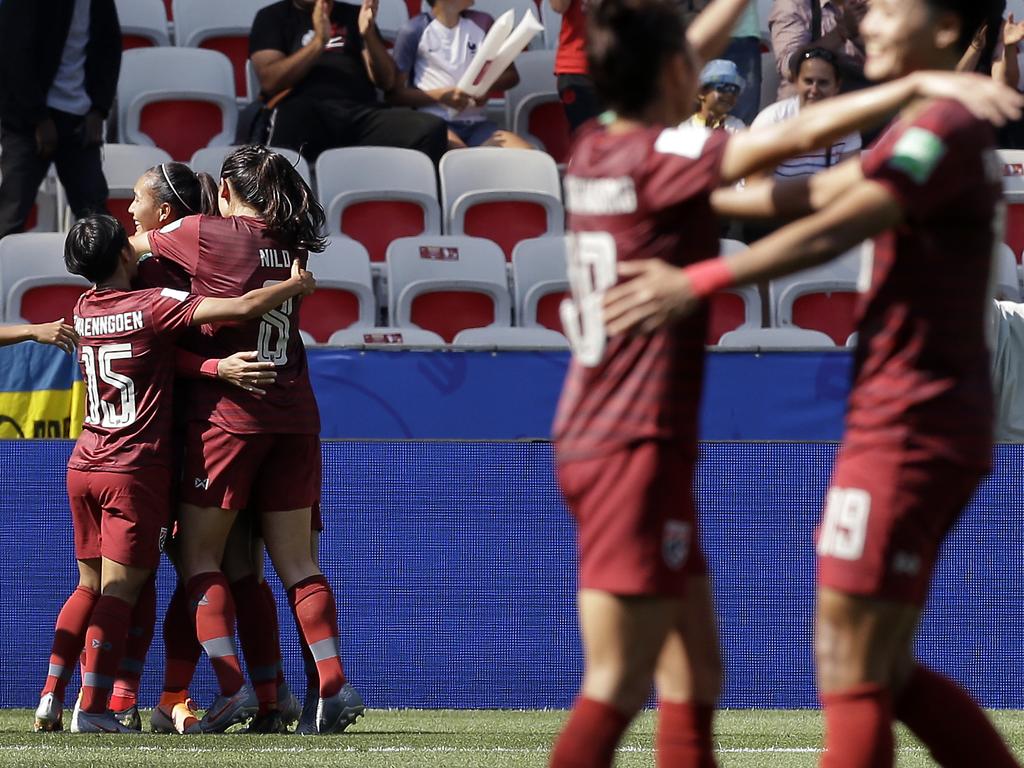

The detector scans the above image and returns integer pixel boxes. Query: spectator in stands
[684,59,748,134]
[388,0,533,150]
[749,46,861,179]
[768,0,867,100]
[551,0,603,134]
[250,0,448,163]
[0,0,121,238]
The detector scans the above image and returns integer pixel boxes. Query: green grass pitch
[2,708,1024,767]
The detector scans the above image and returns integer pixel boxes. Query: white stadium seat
[189,145,312,186]
[510,236,568,331]
[377,0,411,42]
[327,326,446,347]
[118,48,238,162]
[540,0,562,49]
[300,238,377,343]
[439,147,563,259]
[716,327,837,349]
[0,234,90,324]
[504,50,557,128]
[387,235,512,342]
[115,0,171,48]
[996,244,1022,302]
[315,147,441,263]
[452,326,569,349]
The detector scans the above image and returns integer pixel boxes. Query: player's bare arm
[686,0,757,66]
[191,259,316,325]
[711,157,866,220]
[603,180,901,335]
[718,70,1023,183]
[0,319,79,353]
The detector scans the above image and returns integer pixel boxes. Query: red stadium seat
[106,198,137,234]
[706,292,748,345]
[770,246,865,347]
[140,101,226,162]
[122,35,158,50]
[316,147,442,263]
[300,239,377,342]
[300,290,363,344]
[0,234,90,323]
[511,236,569,331]
[115,0,170,49]
[1006,204,1024,263]
[441,148,564,260]
[199,37,251,99]
[18,285,88,325]
[173,0,268,100]
[790,291,859,346]
[521,99,572,163]
[505,51,569,161]
[535,291,567,332]
[388,236,512,342]
[163,0,173,20]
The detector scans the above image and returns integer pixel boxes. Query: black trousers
[0,109,108,238]
[268,96,449,165]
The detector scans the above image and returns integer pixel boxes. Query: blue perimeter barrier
[3,440,1023,710]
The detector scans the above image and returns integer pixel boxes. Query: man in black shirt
[0,0,121,238]
[251,0,448,163]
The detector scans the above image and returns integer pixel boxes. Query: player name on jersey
[259,249,294,268]
[564,176,638,215]
[74,311,145,337]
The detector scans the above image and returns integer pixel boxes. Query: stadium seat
[504,51,571,163]
[172,0,269,101]
[100,144,174,235]
[327,326,446,347]
[0,170,57,233]
[504,51,556,127]
[770,246,865,345]
[540,0,561,49]
[118,48,238,162]
[706,239,762,345]
[387,235,512,342]
[511,236,569,331]
[0,234,90,323]
[190,146,312,186]
[115,0,171,49]
[452,326,569,349]
[440,148,563,259]
[996,243,1022,302]
[377,0,411,43]
[315,147,442,263]
[301,238,377,343]
[716,327,836,349]
[1000,150,1024,262]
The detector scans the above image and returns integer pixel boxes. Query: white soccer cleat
[71,708,139,733]
[33,692,63,732]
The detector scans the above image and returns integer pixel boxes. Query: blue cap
[699,59,745,90]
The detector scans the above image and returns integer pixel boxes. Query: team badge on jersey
[888,127,947,185]
[662,520,692,571]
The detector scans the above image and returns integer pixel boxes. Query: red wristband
[200,358,220,378]
[683,258,735,300]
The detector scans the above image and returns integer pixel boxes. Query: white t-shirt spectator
[751,96,861,178]
[393,10,493,123]
[684,113,747,135]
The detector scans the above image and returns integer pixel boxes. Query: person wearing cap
[684,59,748,134]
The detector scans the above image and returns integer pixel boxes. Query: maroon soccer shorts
[557,441,706,596]
[67,466,171,570]
[180,421,321,513]
[817,442,986,604]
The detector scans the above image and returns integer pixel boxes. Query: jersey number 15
[81,343,137,428]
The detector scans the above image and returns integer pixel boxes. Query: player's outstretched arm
[191,260,316,325]
[711,157,865,220]
[603,179,900,335]
[718,71,1024,183]
[686,0,755,66]
[0,320,79,353]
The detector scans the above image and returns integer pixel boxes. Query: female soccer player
[601,0,1023,765]
[45,214,313,733]
[130,146,363,735]
[551,0,1020,765]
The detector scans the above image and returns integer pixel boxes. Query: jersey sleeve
[862,103,984,220]
[148,289,203,339]
[249,4,288,55]
[643,126,731,210]
[133,254,192,292]
[147,215,202,276]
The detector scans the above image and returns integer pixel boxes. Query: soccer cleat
[71,709,139,733]
[151,698,201,735]
[33,693,63,732]
[198,685,257,733]
[278,682,302,729]
[112,704,141,732]
[242,710,288,734]
[315,682,365,734]
[294,688,319,735]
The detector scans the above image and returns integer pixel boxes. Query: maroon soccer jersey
[69,287,202,472]
[148,215,320,435]
[554,123,730,460]
[853,99,1001,467]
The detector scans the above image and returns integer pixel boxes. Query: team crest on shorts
[662,520,692,571]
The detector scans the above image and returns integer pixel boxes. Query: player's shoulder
[156,213,203,237]
[912,98,995,144]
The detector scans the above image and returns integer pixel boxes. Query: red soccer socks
[657,701,717,767]
[549,697,632,768]
[288,575,345,698]
[232,574,282,713]
[820,684,894,768]
[894,665,1020,768]
[80,596,132,714]
[187,572,245,696]
[109,576,156,712]
[41,586,99,701]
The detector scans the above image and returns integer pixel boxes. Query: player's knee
[100,573,150,604]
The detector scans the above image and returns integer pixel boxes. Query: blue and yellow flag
[0,342,84,439]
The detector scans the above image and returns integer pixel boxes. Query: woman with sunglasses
[684,58,748,133]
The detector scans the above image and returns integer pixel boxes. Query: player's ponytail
[587,0,688,118]
[146,162,219,218]
[220,145,327,253]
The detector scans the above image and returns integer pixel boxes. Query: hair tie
[161,163,194,213]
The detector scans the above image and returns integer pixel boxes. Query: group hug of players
[19,0,1024,761]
